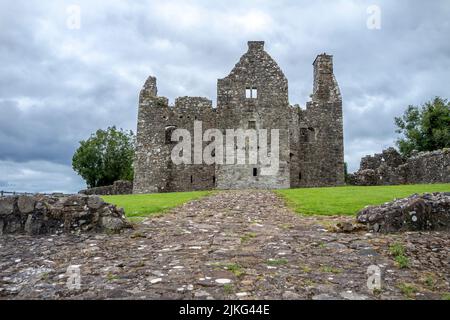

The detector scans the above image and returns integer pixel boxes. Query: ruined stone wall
[215,41,290,190]
[360,147,405,171]
[0,194,130,235]
[133,42,345,193]
[133,78,172,193]
[79,180,133,195]
[357,192,450,233]
[404,149,450,184]
[349,148,450,185]
[133,78,217,193]
[299,54,345,187]
[166,97,216,192]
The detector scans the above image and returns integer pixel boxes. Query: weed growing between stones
[300,265,312,273]
[106,273,119,282]
[240,232,257,243]
[225,263,245,277]
[266,258,288,266]
[223,284,234,295]
[389,242,410,268]
[398,282,418,299]
[320,266,342,274]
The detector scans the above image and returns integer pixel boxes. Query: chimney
[142,76,157,97]
[312,54,333,98]
[248,41,265,51]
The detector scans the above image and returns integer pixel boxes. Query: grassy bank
[276,184,450,216]
[103,190,212,221]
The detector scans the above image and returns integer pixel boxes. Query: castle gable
[217,41,288,108]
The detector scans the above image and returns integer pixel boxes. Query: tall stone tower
[133,76,171,194]
[299,54,345,186]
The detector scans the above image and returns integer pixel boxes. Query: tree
[72,126,135,188]
[344,162,349,183]
[395,97,450,157]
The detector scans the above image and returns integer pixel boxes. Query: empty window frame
[307,127,316,142]
[300,128,308,143]
[253,168,258,176]
[245,87,258,99]
[165,125,177,144]
[300,127,315,143]
[245,88,252,98]
[248,121,256,129]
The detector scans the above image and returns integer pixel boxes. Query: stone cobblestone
[1,191,449,300]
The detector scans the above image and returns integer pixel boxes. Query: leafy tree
[344,162,349,183]
[395,97,450,156]
[72,126,135,188]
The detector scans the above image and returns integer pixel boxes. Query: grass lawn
[103,190,212,221]
[276,184,450,216]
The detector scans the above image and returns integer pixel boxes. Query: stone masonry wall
[298,54,345,187]
[79,180,133,196]
[349,148,450,186]
[0,194,131,235]
[215,41,291,190]
[133,77,217,193]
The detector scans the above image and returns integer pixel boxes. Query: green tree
[344,162,349,183]
[395,97,450,156]
[72,126,135,188]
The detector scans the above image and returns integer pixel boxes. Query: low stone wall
[79,180,133,195]
[357,192,450,233]
[349,148,450,186]
[0,194,131,235]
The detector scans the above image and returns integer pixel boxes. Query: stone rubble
[0,194,131,235]
[357,192,450,233]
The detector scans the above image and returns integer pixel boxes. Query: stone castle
[133,41,345,193]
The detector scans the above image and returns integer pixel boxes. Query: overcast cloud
[1,0,449,193]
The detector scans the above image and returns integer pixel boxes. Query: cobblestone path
[1,190,449,299]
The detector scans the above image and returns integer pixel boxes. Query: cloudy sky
[1,0,449,193]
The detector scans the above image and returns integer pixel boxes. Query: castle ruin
[133,41,345,193]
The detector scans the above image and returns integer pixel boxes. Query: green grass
[276,184,450,216]
[103,190,212,220]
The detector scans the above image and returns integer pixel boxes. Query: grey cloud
[1,0,449,191]
[0,160,85,193]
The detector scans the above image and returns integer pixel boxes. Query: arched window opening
[165,125,177,144]
[307,127,316,142]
